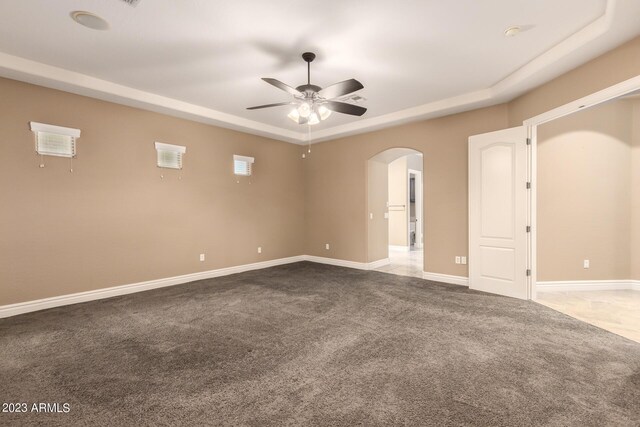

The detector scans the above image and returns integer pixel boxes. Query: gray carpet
[1,262,639,426]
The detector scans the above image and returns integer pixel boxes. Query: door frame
[407,169,423,249]
[523,75,640,300]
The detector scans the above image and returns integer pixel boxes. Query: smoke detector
[504,26,522,37]
[71,11,109,30]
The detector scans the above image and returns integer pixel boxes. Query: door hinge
[526,226,531,233]
[526,138,531,145]
[526,269,531,277]
[526,182,531,189]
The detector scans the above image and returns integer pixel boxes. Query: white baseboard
[0,255,398,319]
[0,256,305,319]
[303,255,389,271]
[537,280,640,292]
[389,245,410,252]
[367,258,391,269]
[422,271,469,286]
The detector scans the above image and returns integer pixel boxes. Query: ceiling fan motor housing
[302,52,316,63]
[296,84,322,95]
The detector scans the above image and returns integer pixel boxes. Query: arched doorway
[367,148,424,278]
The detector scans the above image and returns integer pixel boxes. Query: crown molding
[0,51,306,144]
[0,0,615,145]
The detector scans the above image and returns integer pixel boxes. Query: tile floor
[375,250,640,344]
[536,290,640,343]
[374,247,423,279]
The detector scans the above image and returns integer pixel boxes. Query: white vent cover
[155,142,186,169]
[234,155,254,176]
[29,122,81,158]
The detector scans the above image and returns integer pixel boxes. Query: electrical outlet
[369,213,374,219]
[258,247,262,254]
[199,254,205,262]
[384,212,389,219]
[461,256,467,265]
[325,243,330,250]
[583,259,590,269]
[455,256,461,264]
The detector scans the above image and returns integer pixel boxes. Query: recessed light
[504,26,521,37]
[71,11,109,31]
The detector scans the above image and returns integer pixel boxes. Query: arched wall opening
[367,148,424,274]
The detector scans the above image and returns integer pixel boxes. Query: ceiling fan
[247,52,366,125]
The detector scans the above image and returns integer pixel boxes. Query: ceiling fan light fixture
[318,105,332,121]
[308,112,320,125]
[297,102,311,118]
[247,52,366,124]
[288,108,300,122]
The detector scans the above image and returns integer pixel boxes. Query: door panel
[469,126,529,299]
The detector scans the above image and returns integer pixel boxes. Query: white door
[469,126,529,299]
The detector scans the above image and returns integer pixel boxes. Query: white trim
[422,272,469,286]
[29,121,81,138]
[524,75,640,127]
[525,74,640,299]
[303,255,370,270]
[389,245,410,252]
[536,280,640,293]
[155,142,186,153]
[367,258,391,269]
[233,155,255,164]
[0,256,304,319]
[0,255,397,319]
[0,1,619,145]
[0,52,304,144]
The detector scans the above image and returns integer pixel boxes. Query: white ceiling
[0,0,639,143]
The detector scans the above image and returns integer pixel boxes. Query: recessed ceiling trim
[0,0,616,145]
[0,51,306,144]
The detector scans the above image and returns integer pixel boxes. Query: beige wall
[632,101,640,280]
[304,104,509,276]
[367,160,389,261]
[537,100,633,281]
[388,156,408,246]
[508,37,640,126]
[3,35,640,306]
[0,78,305,305]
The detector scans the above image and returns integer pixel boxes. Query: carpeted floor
[1,262,639,426]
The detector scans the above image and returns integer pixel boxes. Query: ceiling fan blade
[324,101,367,116]
[246,102,296,110]
[318,79,364,99]
[262,78,303,96]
